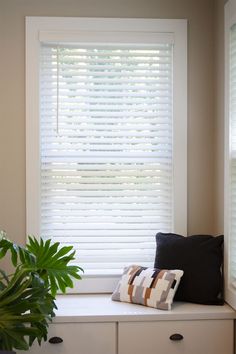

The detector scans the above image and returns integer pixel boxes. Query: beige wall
[0,0,216,245]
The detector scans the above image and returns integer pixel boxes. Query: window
[225,0,236,309]
[26,17,187,292]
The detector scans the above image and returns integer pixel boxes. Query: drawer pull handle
[169,333,184,341]
[49,336,63,344]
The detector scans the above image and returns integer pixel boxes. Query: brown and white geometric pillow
[111,265,184,310]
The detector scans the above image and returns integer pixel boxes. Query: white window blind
[40,43,173,276]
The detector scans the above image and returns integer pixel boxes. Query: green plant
[0,231,83,352]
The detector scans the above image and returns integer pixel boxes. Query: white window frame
[225,0,236,309]
[26,17,187,293]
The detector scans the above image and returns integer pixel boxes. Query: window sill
[53,294,236,323]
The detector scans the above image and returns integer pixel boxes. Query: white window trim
[224,0,236,309]
[26,17,187,293]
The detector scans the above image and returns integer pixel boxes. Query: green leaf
[0,232,83,351]
[0,247,8,260]
[25,237,83,294]
[11,247,18,267]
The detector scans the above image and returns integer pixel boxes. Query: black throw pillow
[154,232,224,305]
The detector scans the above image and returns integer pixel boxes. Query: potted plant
[0,230,83,353]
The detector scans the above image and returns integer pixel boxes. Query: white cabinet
[26,295,236,354]
[30,318,234,354]
[29,322,116,354]
[119,320,234,354]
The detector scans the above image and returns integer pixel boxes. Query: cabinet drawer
[119,319,234,354]
[28,322,116,354]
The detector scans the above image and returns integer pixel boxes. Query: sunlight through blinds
[40,44,173,275]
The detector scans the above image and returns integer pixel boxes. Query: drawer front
[119,319,234,354]
[28,322,116,354]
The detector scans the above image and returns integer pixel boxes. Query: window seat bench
[29,294,236,354]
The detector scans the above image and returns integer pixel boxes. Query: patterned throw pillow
[111,265,184,310]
